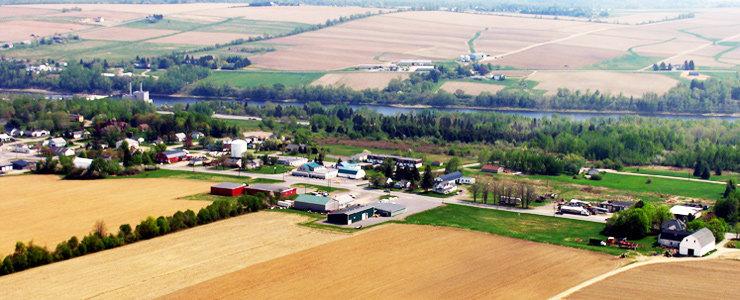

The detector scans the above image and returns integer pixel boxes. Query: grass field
[120,169,250,182]
[405,204,658,255]
[590,52,661,70]
[623,166,740,183]
[0,212,349,298]
[165,223,622,299]
[291,183,348,193]
[0,175,212,255]
[198,70,324,88]
[245,165,293,174]
[529,173,725,200]
[219,118,264,131]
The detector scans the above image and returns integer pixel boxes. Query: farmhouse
[373,202,406,217]
[294,194,339,212]
[277,156,309,167]
[679,228,715,257]
[211,182,246,197]
[53,147,76,157]
[336,162,366,179]
[49,137,67,148]
[435,171,463,185]
[658,219,690,248]
[157,150,188,164]
[481,164,504,173]
[244,184,297,199]
[327,205,375,225]
[115,138,140,150]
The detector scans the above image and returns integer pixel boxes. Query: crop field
[79,27,178,42]
[311,72,409,90]
[0,212,349,299]
[149,31,254,45]
[440,80,506,95]
[0,20,90,42]
[164,224,622,299]
[528,71,678,97]
[198,70,324,88]
[0,175,212,255]
[568,260,740,299]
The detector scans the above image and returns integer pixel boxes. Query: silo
[231,139,248,158]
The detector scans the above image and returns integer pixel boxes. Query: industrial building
[294,194,339,212]
[210,182,246,197]
[336,162,366,179]
[244,184,297,199]
[373,202,407,217]
[327,205,376,225]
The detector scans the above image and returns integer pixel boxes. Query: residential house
[73,157,93,169]
[393,180,411,189]
[433,182,457,194]
[277,156,309,167]
[191,131,205,140]
[115,138,139,150]
[285,143,307,154]
[27,130,50,138]
[49,137,67,148]
[175,132,187,142]
[658,219,690,248]
[54,147,76,157]
[11,144,30,154]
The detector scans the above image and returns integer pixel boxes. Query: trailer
[559,205,590,216]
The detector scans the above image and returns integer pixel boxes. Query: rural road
[638,32,740,71]
[550,238,740,299]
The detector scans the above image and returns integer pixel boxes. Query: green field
[404,204,659,255]
[4,39,197,61]
[529,173,725,200]
[246,165,293,174]
[124,19,206,31]
[590,52,661,70]
[119,169,250,182]
[198,71,324,88]
[623,167,740,183]
[291,183,348,193]
[219,118,264,131]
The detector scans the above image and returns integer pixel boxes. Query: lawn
[219,119,264,131]
[529,173,725,200]
[119,169,251,182]
[198,70,324,89]
[623,166,739,183]
[245,165,293,174]
[291,183,348,193]
[404,204,659,255]
[4,39,197,61]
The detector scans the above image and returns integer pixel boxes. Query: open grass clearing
[164,223,623,299]
[291,183,348,193]
[405,204,659,255]
[197,70,324,89]
[623,166,740,183]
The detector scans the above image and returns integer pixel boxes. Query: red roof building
[245,184,297,199]
[211,182,246,197]
[481,164,504,173]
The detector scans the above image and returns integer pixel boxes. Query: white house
[658,219,690,248]
[0,133,10,142]
[175,132,187,142]
[115,138,140,150]
[28,130,50,138]
[458,176,476,184]
[679,228,715,257]
[73,157,93,169]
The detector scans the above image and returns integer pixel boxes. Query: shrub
[590,174,602,181]
[135,217,160,240]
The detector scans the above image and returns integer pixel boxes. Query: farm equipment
[559,205,590,216]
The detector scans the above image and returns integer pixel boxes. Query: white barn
[679,228,715,257]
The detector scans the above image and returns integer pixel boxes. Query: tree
[380,158,395,178]
[470,182,482,202]
[421,165,434,191]
[714,191,738,224]
[120,141,133,167]
[723,180,736,198]
[605,207,651,239]
[700,165,711,180]
[444,157,461,174]
[688,217,728,242]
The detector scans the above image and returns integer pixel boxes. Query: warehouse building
[327,205,376,225]
[245,184,297,199]
[211,182,246,197]
[294,194,339,212]
[373,202,406,217]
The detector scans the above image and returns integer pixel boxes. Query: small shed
[373,202,406,217]
[12,160,29,170]
[679,228,715,257]
[327,205,375,225]
[211,182,246,197]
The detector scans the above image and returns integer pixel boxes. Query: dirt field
[79,27,178,42]
[311,72,409,90]
[568,260,740,299]
[529,71,678,97]
[0,212,348,299]
[150,31,254,45]
[440,81,506,95]
[165,224,622,299]
[0,20,89,42]
[0,175,212,255]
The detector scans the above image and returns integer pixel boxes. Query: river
[152,96,739,121]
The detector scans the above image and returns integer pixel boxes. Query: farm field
[197,70,324,88]
[0,175,212,256]
[311,72,409,90]
[406,204,658,255]
[0,212,349,299]
[528,71,679,97]
[0,20,90,42]
[528,173,725,201]
[440,80,506,95]
[164,224,623,299]
[568,260,740,299]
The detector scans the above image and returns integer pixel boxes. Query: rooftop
[248,184,293,192]
[212,182,245,189]
[373,202,406,213]
[296,194,331,205]
[329,205,375,215]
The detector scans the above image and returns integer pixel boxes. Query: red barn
[211,182,246,197]
[481,164,504,173]
[245,184,297,199]
[157,150,188,164]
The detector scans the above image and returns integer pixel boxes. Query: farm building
[157,150,188,164]
[670,205,703,221]
[327,205,375,225]
[332,194,355,208]
[292,162,338,179]
[115,138,140,150]
[245,184,297,199]
[294,194,339,212]
[658,219,690,248]
[433,182,457,194]
[11,160,29,170]
[481,164,504,173]
[211,182,246,197]
[73,157,92,169]
[679,228,715,257]
[373,202,406,217]
[336,162,366,179]
[366,154,422,168]
[0,133,10,142]
[435,171,463,185]
[49,137,67,148]
[599,200,634,213]
[0,163,13,173]
[230,139,248,158]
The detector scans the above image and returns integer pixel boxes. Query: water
[152,96,739,121]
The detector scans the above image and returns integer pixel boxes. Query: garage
[373,203,406,217]
[327,205,375,225]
